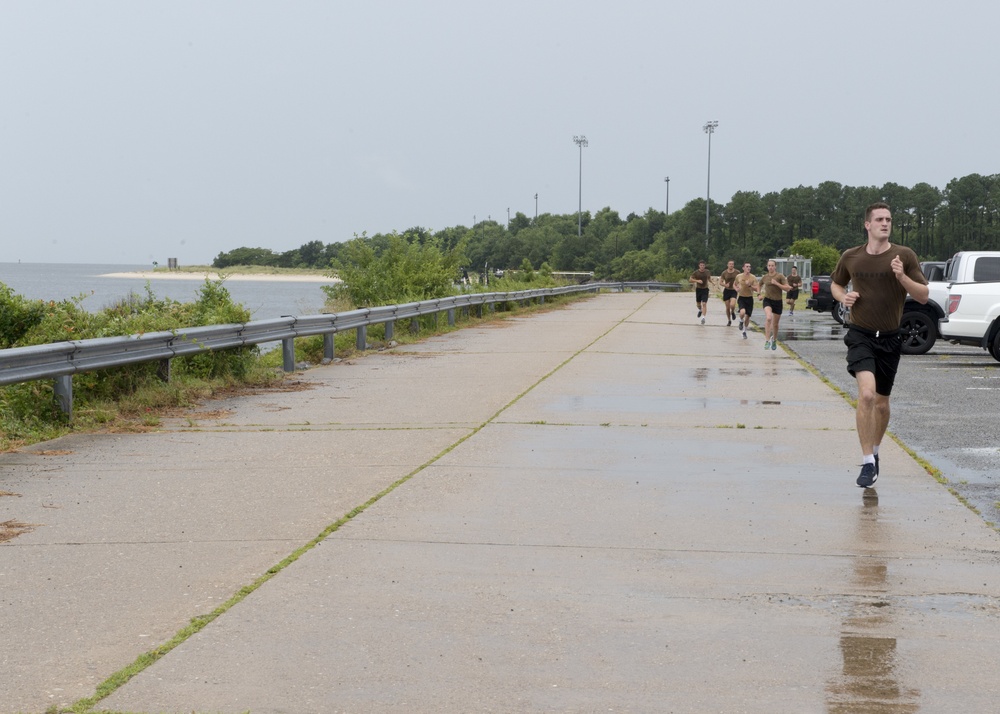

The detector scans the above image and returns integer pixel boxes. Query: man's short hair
[865,201,891,222]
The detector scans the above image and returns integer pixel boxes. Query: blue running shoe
[857,462,877,488]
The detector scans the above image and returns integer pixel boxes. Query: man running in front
[831,202,929,489]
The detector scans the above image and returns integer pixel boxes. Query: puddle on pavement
[748,312,845,341]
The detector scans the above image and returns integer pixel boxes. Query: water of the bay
[0,263,334,320]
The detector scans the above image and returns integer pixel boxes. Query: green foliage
[789,239,841,274]
[214,246,281,268]
[325,231,466,307]
[518,258,536,282]
[603,250,665,281]
[0,283,47,348]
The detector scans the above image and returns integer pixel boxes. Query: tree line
[212,172,1000,281]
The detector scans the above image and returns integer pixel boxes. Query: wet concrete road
[773,307,1000,525]
[2,292,1000,713]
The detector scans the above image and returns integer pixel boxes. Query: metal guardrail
[0,281,679,416]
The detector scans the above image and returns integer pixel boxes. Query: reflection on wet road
[825,492,921,712]
[760,308,846,342]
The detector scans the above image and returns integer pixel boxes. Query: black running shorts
[844,327,902,396]
[762,297,783,315]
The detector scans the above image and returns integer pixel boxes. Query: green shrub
[325,232,466,308]
[0,283,47,348]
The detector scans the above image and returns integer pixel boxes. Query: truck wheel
[900,310,937,355]
[991,331,1000,362]
[832,302,847,324]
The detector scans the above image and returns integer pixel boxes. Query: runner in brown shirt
[760,260,790,351]
[734,262,759,339]
[831,201,928,489]
[719,260,739,326]
[688,260,711,325]
[785,266,802,315]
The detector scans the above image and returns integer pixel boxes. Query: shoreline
[101,271,341,283]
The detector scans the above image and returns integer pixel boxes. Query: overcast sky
[1,0,997,266]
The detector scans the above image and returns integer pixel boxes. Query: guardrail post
[356,326,367,351]
[447,308,455,326]
[54,375,73,418]
[323,333,334,361]
[157,358,171,382]
[540,295,545,304]
[410,317,419,335]
[385,320,394,341]
[282,338,296,372]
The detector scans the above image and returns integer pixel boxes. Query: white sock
[863,454,876,465]
[873,445,880,456]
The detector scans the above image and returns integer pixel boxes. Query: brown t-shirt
[760,272,789,301]
[831,244,927,333]
[689,269,711,288]
[735,272,759,297]
[787,274,802,290]
[719,268,739,290]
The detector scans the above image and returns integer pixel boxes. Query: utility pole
[703,121,719,250]
[573,135,588,236]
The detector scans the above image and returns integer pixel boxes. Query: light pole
[703,121,718,249]
[573,135,588,236]
[664,176,670,215]
[534,193,538,221]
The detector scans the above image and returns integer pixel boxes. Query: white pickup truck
[938,251,1000,361]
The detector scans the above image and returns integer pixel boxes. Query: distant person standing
[689,260,711,325]
[734,262,759,339]
[831,201,928,489]
[719,260,739,326]
[760,260,791,350]
[786,266,802,315]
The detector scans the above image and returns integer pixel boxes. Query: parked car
[806,275,848,323]
[937,252,1000,361]
[900,255,1000,355]
[806,275,835,313]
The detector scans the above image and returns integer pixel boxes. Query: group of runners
[688,259,803,350]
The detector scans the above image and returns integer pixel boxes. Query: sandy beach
[101,271,340,283]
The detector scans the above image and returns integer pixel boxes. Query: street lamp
[534,193,538,221]
[573,135,588,236]
[664,176,670,215]
[703,120,718,249]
